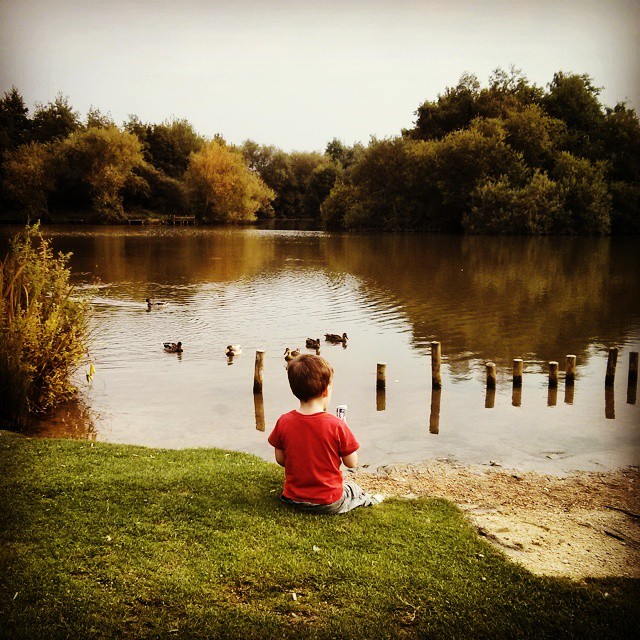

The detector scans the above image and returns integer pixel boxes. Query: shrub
[551,152,611,234]
[465,171,565,234]
[0,224,88,427]
[321,180,354,230]
[123,162,190,214]
[609,180,640,234]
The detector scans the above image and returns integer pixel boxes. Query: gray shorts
[280,480,378,515]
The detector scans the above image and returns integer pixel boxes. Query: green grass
[0,431,638,639]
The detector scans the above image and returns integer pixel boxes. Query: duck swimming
[306,338,321,349]
[226,344,242,357]
[146,298,165,308]
[325,332,348,345]
[284,347,301,363]
[163,341,183,353]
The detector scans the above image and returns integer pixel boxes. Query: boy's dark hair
[287,354,333,401]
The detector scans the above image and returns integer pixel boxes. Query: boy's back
[268,353,383,514]
[268,409,359,504]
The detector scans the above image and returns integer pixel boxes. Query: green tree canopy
[239,142,330,218]
[324,138,364,169]
[85,107,115,130]
[2,142,55,221]
[57,126,144,220]
[144,119,205,179]
[304,162,342,222]
[404,68,542,142]
[0,87,30,156]
[31,94,81,143]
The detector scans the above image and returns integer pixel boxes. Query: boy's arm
[274,448,286,467]
[342,451,358,469]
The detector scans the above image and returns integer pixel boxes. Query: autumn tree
[186,140,275,223]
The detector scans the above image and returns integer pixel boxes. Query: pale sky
[1,0,638,151]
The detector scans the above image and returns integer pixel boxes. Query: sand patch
[355,461,640,579]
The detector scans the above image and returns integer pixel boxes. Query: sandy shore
[356,461,640,580]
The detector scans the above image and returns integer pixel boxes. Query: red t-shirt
[268,410,360,505]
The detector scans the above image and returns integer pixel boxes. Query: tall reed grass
[0,224,88,428]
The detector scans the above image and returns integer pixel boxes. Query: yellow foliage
[186,141,275,222]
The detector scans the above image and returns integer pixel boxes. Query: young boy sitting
[268,353,383,514]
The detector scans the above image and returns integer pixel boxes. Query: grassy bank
[1,432,638,639]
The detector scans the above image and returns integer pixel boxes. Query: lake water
[2,224,639,473]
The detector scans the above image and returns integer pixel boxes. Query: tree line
[1,67,638,233]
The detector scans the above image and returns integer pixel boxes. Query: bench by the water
[169,216,196,226]
[125,217,164,225]
[104,217,197,225]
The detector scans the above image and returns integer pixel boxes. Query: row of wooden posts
[251,344,638,394]
[428,343,639,391]
[249,344,638,430]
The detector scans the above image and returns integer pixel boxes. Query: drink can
[336,405,347,420]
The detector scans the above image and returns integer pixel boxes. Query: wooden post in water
[376,363,386,390]
[628,352,638,405]
[605,347,618,387]
[566,355,576,385]
[627,351,638,387]
[629,352,638,387]
[548,361,559,388]
[564,383,574,405]
[485,362,496,389]
[429,388,441,433]
[512,386,522,407]
[513,358,523,387]
[376,388,386,412]
[431,342,442,389]
[254,393,265,432]
[485,386,496,409]
[253,350,265,394]
[512,358,522,407]
[605,386,615,419]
